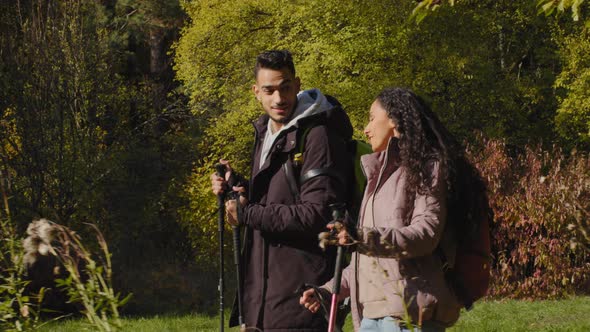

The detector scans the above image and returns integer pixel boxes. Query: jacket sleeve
[320,256,353,299]
[356,161,447,258]
[243,125,349,236]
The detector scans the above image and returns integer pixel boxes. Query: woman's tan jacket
[322,138,461,331]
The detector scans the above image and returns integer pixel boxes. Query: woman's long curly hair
[375,87,460,196]
[376,87,491,238]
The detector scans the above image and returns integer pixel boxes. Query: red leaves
[465,135,590,300]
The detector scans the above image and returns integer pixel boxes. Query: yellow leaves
[0,107,21,160]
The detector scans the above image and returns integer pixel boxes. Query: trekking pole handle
[215,164,227,185]
[329,202,346,226]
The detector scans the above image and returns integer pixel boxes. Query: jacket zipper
[250,121,266,324]
[370,143,391,228]
[355,141,392,325]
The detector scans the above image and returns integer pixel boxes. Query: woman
[300,87,463,331]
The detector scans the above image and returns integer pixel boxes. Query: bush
[466,135,590,299]
[22,219,130,331]
[0,218,43,332]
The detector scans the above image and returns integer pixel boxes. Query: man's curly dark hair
[375,87,460,197]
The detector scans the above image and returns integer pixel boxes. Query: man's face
[252,67,301,130]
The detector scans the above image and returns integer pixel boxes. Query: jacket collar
[251,115,298,178]
[361,137,401,183]
[253,114,298,154]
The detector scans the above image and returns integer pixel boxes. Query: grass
[38,297,590,331]
[449,297,590,331]
[38,314,223,332]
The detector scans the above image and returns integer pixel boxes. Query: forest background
[0,0,589,319]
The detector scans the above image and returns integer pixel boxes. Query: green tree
[410,0,590,148]
[174,1,562,266]
[0,0,120,226]
[554,28,590,148]
[412,0,587,23]
[537,0,587,22]
[1,0,203,314]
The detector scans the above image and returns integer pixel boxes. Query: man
[211,50,353,331]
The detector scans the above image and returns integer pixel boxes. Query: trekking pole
[327,203,346,332]
[215,164,226,332]
[230,190,246,331]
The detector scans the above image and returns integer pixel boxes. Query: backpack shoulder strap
[283,123,347,199]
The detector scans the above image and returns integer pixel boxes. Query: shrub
[0,218,44,332]
[23,219,130,331]
[467,135,590,299]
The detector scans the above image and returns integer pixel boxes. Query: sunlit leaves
[554,29,590,148]
[412,1,587,23]
[537,0,586,21]
[174,0,585,262]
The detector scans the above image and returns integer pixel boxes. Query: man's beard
[270,107,293,124]
[272,101,297,124]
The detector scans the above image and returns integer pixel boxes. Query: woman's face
[364,100,400,152]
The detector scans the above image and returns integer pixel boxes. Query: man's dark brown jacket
[230,89,353,331]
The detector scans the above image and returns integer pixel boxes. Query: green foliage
[0,133,44,332]
[0,0,126,225]
[50,222,130,332]
[554,28,590,149]
[0,218,44,332]
[174,0,573,263]
[411,0,457,23]
[115,0,185,29]
[1,0,202,315]
[537,0,587,22]
[409,0,590,149]
[411,1,587,23]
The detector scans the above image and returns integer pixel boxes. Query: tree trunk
[149,27,166,77]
